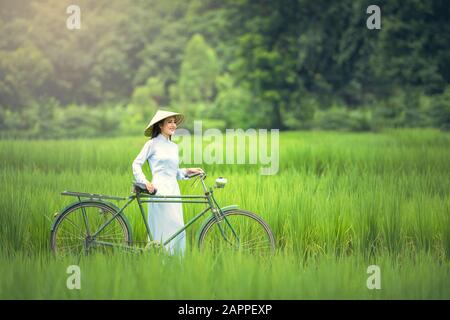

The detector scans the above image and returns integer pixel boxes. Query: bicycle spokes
[199,210,275,255]
[52,204,131,257]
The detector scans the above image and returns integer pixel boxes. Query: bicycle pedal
[144,241,163,250]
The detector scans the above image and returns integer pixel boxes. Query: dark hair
[151,119,172,140]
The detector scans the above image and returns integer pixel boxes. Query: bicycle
[50,172,275,256]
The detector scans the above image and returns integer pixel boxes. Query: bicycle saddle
[132,182,157,195]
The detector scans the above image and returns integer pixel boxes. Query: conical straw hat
[144,109,184,137]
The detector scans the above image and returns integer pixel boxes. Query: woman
[132,109,203,255]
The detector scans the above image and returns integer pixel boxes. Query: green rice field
[0,128,449,299]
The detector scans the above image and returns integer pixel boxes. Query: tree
[223,0,301,129]
[0,45,53,110]
[178,34,220,108]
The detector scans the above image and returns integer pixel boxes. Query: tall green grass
[0,250,448,299]
[0,128,449,298]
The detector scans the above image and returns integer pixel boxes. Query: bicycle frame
[59,176,240,251]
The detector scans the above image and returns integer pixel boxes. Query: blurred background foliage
[0,0,449,138]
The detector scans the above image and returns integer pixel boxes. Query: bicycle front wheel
[51,202,131,256]
[198,209,275,255]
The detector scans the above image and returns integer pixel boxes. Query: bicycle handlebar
[186,171,206,179]
[187,171,206,179]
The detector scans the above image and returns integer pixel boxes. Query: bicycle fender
[195,204,239,240]
[50,199,132,239]
[220,205,239,212]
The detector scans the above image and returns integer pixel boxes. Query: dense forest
[0,0,449,138]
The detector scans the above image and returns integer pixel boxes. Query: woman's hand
[186,168,204,175]
[145,181,156,194]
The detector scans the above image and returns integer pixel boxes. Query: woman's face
[159,116,177,136]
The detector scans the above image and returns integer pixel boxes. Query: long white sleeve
[174,143,189,180]
[132,140,154,185]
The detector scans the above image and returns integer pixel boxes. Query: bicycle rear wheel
[198,209,275,255]
[51,202,131,256]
